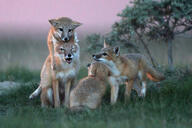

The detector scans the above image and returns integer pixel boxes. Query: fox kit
[48,17,81,70]
[92,42,165,104]
[30,42,80,107]
[70,62,128,110]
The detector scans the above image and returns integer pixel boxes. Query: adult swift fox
[30,42,80,107]
[48,17,82,70]
[92,42,165,103]
[70,61,128,110]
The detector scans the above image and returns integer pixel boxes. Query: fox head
[92,41,120,64]
[55,43,79,64]
[87,62,111,81]
[92,42,121,76]
[49,17,82,42]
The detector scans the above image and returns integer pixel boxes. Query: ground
[0,67,191,128]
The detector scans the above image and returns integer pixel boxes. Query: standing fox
[70,61,128,110]
[48,17,81,70]
[93,42,165,104]
[30,42,80,107]
[29,17,81,107]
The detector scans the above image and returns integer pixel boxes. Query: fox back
[70,62,110,110]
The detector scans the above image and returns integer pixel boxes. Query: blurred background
[0,0,192,71]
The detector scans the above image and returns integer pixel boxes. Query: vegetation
[86,34,104,54]
[0,67,192,128]
[0,67,40,82]
[86,0,192,69]
[119,0,192,70]
[1,1,192,128]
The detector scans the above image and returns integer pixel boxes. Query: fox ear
[49,19,58,27]
[103,40,110,48]
[114,46,120,56]
[72,20,82,29]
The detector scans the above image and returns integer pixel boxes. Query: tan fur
[70,62,110,110]
[47,17,81,70]
[93,43,165,104]
[70,61,135,110]
[32,42,80,108]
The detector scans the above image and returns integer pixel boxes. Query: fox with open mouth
[29,42,80,108]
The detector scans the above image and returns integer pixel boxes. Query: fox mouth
[93,56,99,61]
[65,58,72,64]
[93,57,101,61]
[94,58,100,61]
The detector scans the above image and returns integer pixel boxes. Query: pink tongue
[66,60,71,64]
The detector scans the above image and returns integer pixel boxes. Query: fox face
[49,17,82,42]
[92,46,120,63]
[92,42,121,76]
[55,43,79,64]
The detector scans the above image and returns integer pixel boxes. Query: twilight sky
[0,0,130,32]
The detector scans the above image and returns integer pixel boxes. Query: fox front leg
[108,76,119,105]
[64,80,73,108]
[52,79,60,108]
[124,80,134,103]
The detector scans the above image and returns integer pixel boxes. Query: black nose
[68,54,71,57]
[87,63,91,67]
[64,37,68,41]
[92,54,95,58]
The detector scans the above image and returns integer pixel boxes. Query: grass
[0,66,40,82]
[0,67,192,128]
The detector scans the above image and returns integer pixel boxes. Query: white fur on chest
[108,60,120,76]
[56,68,76,81]
[99,58,120,76]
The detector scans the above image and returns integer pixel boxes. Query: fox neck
[99,57,120,76]
[115,56,125,74]
[96,76,106,83]
[106,56,124,76]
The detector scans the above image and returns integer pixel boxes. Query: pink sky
[0,0,130,32]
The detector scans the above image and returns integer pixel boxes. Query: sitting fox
[48,17,81,70]
[92,42,165,104]
[30,42,80,107]
[70,61,130,110]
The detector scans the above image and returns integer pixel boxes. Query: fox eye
[59,28,63,31]
[60,48,65,51]
[68,29,72,32]
[103,53,107,56]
